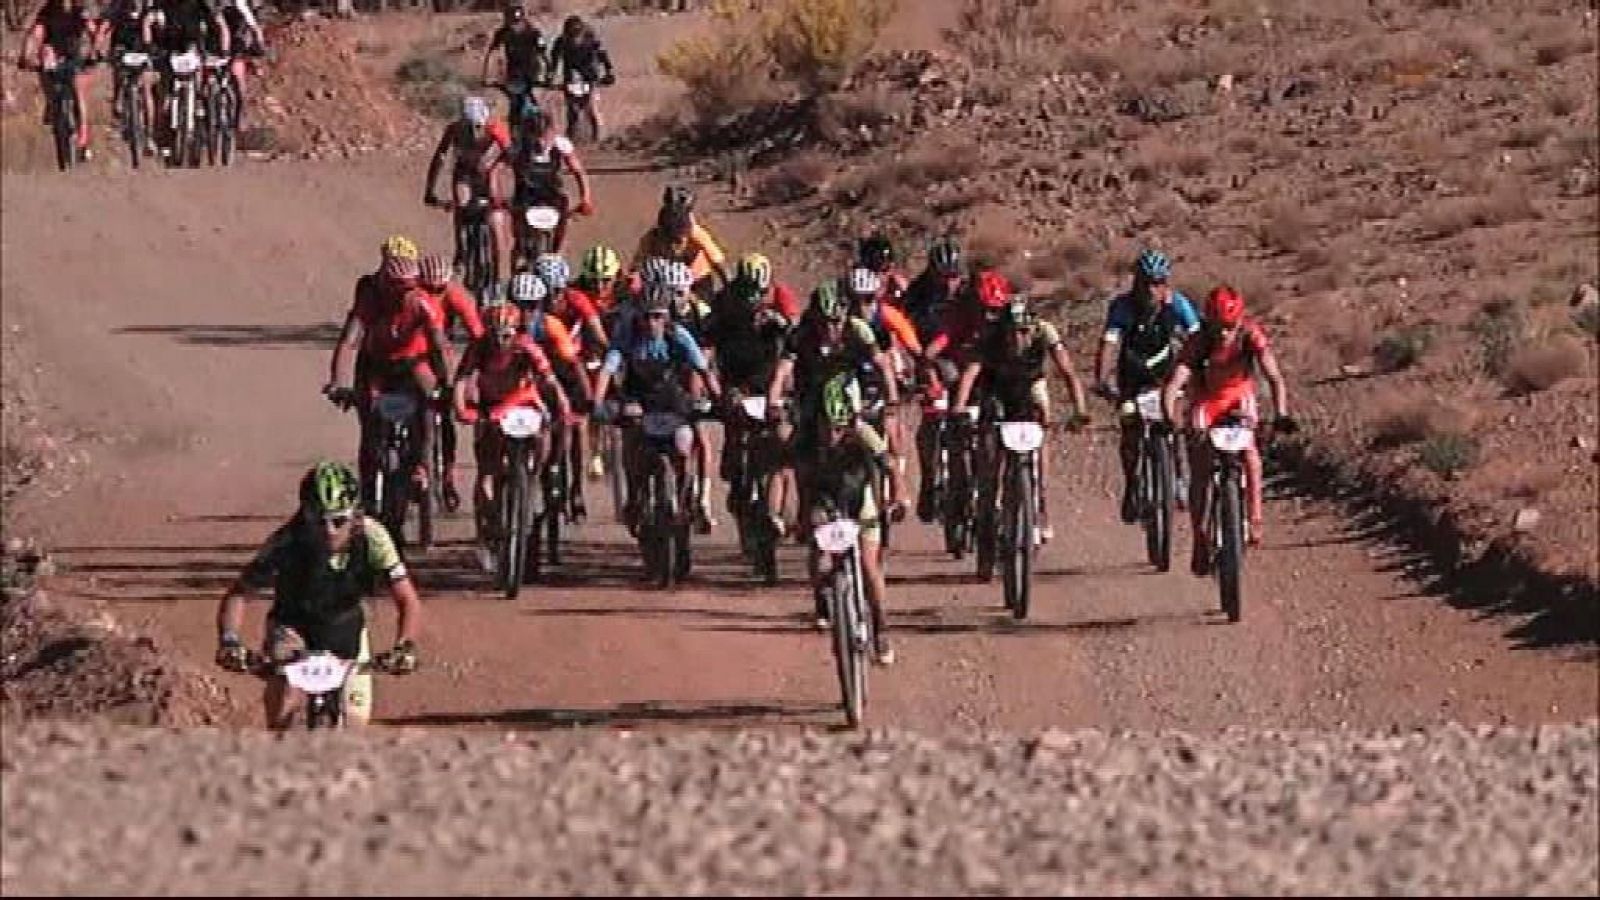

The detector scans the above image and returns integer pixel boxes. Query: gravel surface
[4,721,1595,896]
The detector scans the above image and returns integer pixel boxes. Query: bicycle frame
[815,517,869,727]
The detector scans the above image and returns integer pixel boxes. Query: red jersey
[421,281,485,341]
[571,283,618,316]
[354,275,442,362]
[767,282,802,321]
[460,335,553,412]
[1181,320,1270,398]
[550,287,603,338]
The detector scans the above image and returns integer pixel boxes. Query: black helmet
[503,4,524,23]
[662,184,694,217]
[563,14,582,35]
[857,232,895,271]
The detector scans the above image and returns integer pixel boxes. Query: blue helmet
[1135,249,1171,282]
[533,253,571,291]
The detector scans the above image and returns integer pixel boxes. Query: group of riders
[203,10,1297,730]
[18,0,267,161]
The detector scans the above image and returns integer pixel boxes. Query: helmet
[533,253,571,291]
[488,303,523,335]
[846,266,882,299]
[663,261,694,293]
[812,279,848,321]
[821,374,860,427]
[299,461,359,517]
[641,284,674,314]
[857,232,895,271]
[1002,297,1038,331]
[1206,285,1246,328]
[662,184,695,217]
[735,252,773,291]
[382,254,419,281]
[562,13,582,35]
[509,270,547,307]
[976,269,1011,309]
[380,234,419,262]
[929,235,962,275]
[461,95,490,128]
[503,4,524,23]
[581,244,621,283]
[418,254,450,288]
[1135,249,1172,283]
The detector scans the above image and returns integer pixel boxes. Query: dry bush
[1367,391,1475,448]
[1468,296,1528,377]
[1257,202,1313,255]
[765,0,897,92]
[814,83,910,144]
[1546,88,1582,117]
[394,47,471,120]
[1417,432,1480,478]
[1419,189,1539,239]
[1374,322,1435,372]
[751,153,832,206]
[1503,335,1588,394]
[657,4,775,123]
[956,0,1071,71]
[892,142,981,192]
[1330,310,1375,366]
[1503,121,1555,150]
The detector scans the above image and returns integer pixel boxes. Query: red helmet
[976,270,1011,310]
[1206,285,1246,328]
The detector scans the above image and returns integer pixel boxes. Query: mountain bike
[491,405,545,598]
[630,406,708,589]
[536,408,574,570]
[370,390,432,555]
[1203,416,1252,623]
[114,50,151,169]
[165,48,203,168]
[815,516,871,728]
[938,402,981,560]
[561,73,603,143]
[994,419,1046,620]
[246,650,397,731]
[1125,388,1177,572]
[442,195,496,305]
[518,202,562,263]
[200,53,236,166]
[727,394,780,585]
[36,57,83,171]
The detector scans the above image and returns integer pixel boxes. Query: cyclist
[214,461,420,730]
[1161,286,1295,576]
[534,253,604,520]
[654,258,717,530]
[547,13,615,137]
[902,235,967,520]
[480,3,548,133]
[1093,249,1201,523]
[509,104,594,257]
[325,236,452,511]
[844,265,920,479]
[592,284,723,539]
[18,0,102,159]
[102,0,156,154]
[146,0,229,157]
[417,255,485,514]
[452,303,572,574]
[951,297,1089,545]
[856,231,909,307]
[423,94,514,287]
[703,252,798,509]
[765,279,898,540]
[808,373,896,665]
[571,243,625,479]
[629,184,730,294]
[216,0,263,125]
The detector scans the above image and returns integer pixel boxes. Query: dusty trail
[2,149,1592,736]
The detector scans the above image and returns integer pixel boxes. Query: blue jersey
[1102,290,1201,343]
[602,321,707,377]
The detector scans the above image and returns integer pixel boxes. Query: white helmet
[462,95,490,128]
[509,271,546,307]
[847,266,882,298]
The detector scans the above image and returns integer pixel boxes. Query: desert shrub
[657,3,775,124]
[957,0,1070,71]
[1257,201,1312,255]
[1503,336,1588,394]
[1419,189,1539,240]
[766,0,898,92]
[1374,322,1434,372]
[751,153,832,206]
[1417,433,1480,478]
[395,48,470,120]
[1467,297,1527,376]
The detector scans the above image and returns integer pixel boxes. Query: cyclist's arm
[359,519,420,647]
[211,9,229,56]
[1042,324,1088,416]
[766,356,793,411]
[595,43,615,82]
[560,140,594,209]
[478,119,510,178]
[216,522,294,640]
[884,305,922,357]
[450,284,486,340]
[451,344,481,418]
[544,316,581,366]
[330,304,364,390]
[423,125,454,202]
[1257,339,1291,420]
[480,29,502,83]
[690,222,729,286]
[1162,360,1193,428]
[952,359,983,411]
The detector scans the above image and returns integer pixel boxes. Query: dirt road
[1,149,1593,736]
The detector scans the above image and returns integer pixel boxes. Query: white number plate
[1135,389,1164,422]
[642,411,684,438]
[1209,425,1254,454]
[499,405,544,438]
[121,51,149,66]
[740,396,767,422]
[813,518,860,555]
[524,206,561,231]
[375,392,419,424]
[282,653,351,695]
[998,421,1045,453]
[565,80,592,97]
[170,51,201,75]
[204,55,230,69]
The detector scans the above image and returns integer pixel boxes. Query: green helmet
[299,460,360,516]
[821,374,860,427]
[811,278,847,321]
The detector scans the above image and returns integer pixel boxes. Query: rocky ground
[3,719,1596,895]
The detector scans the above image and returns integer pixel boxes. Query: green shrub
[1374,323,1434,372]
[1417,432,1479,478]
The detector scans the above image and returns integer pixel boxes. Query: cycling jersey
[217,0,257,51]
[157,0,221,55]
[490,22,547,83]
[703,282,797,391]
[1180,320,1271,430]
[973,321,1063,418]
[571,281,618,316]
[458,334,552,413]
[811,422,889,532]
[448,117,511,178]
[549,31,612,84]
[421,281,485,341]
[513,133,574,205]
[523,310,581,367]
[901,269,963,343]
[106,6,149,52]
[630,220,726,282]
[239,515,405,659]
[603,321,707,411]
[781,315,878,403]
[36,4,95,58]
[353,276,441,363]
[861,303,922,356]
[549,287,602,344]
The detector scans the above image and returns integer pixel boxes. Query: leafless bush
[1419,189,1539,239]
[1374,322,1435,372]
[1503,336,1588,394]
[1368,391,1475,449]
[1257,202,1313,255]
[751,153,831,206]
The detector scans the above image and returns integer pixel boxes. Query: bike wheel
[1005,458,1034,620]
[831,562,864,728]
[52,90,75,172]
[607,428,627,523]
[1218,468,1245,623]
[218,87,235,166]
[1148,438,1174,573]
[124,82,143,170]
[501,449,528,598]
[544,471,563,568]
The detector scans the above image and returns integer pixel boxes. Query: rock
[1512,508,1541,533]
[1215,73,1234,94]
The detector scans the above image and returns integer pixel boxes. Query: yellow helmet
[736,252,773,291]
[380,234,420,262]
[581,244,622,283]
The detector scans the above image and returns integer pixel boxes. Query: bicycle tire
[216,84,235,166]
[52,82,75,171]
[123,78,142,170]
[501,444,528,599]
[543,467,562,569]
[1218,467,1245,623]
[1146,436,1175,572]
[832,560,863,728]
[1006,454,1034,620]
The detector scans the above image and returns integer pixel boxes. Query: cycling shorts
[1190,386,1258,432]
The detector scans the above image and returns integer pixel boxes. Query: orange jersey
[630,220,726,281]
[422,281,486,341]
[863,302,922,356]
[526,311,580,366]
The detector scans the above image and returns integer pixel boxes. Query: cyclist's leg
[473,421,502,547]
[451,177,474,270]
[1186,400,1218,573]
[1236,394,1264,543]
[229,55,248,126]
[859,489,891,661]
[550,191,573,254]
[71,65,92,149]
[409,362,440,489]
[1031,382,1054,540]
[490,166,516,283]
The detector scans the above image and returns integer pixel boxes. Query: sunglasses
[320,513,355,530]
[645,310,671,320]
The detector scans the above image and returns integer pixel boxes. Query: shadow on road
[385,699,837,730]
[112,322,343,347]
